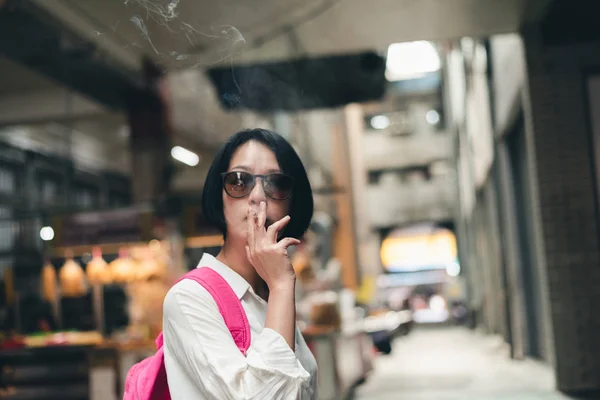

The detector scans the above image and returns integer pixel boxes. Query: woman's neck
[217,239,263,295]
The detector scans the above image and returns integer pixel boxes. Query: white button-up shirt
[163,254,318,399]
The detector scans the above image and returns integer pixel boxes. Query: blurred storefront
[377,224,465,324]
[0,186,375,399]
[0,3,376,396]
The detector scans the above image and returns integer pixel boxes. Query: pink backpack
[123,267,251,400]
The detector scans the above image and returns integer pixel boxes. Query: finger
[278,237,301,250]
[247,207,256,249]
[245,245,253,265]
[257,201,267,229]
[267,215,291,242]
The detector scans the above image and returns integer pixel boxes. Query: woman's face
[223,140,292,242]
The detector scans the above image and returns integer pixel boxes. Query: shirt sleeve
[163,279,311,400]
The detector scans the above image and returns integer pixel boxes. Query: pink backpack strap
[124,267,249,400]
[174,267,251,355]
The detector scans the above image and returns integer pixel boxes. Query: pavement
[354,326,575,400]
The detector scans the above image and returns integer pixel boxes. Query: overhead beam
[0,1,144,111]
[0,90,108,127]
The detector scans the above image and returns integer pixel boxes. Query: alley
[3,1,600,398]
[355,327,570,400]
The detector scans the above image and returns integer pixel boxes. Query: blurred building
[446,1,600,395]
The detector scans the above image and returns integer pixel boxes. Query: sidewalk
[355,326,571,400]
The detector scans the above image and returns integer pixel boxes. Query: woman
[163,129,318,399]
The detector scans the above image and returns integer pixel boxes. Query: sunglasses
[221,171,294,200]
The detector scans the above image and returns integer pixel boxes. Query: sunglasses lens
[223,172,253,197]
[265,174,294,200]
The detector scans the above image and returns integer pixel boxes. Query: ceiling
[32,0,540,71]
[0,0,551,185]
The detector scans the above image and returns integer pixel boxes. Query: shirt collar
[197,253,250,300]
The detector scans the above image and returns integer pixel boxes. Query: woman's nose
[248,177,267,204]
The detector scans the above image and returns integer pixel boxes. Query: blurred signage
[52,207,154,247]
[208,51,386,111]
[379,270,448,287]
[380,225,457,272]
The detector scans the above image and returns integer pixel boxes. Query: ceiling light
[386,41,441,82]
[446,261,461,277]
[40,226,55,241]
[171,146,200,167]
[426,110,440,125]
[370,115,390,130]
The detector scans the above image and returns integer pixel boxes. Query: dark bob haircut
[202,128,314,240]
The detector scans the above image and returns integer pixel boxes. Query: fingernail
[261,201,266,207]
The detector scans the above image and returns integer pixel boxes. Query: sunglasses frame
[221,171,294,200]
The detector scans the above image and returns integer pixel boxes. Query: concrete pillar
[490,32,555,365]
[522,26,600,393]
[344,104,373,278]
[127,59,173,204]
[331,115,360,290]
[495,141,528,359]
[482,178,510,338]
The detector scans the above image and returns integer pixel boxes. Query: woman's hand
[247,202,299,350]
[245,201,300,291]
